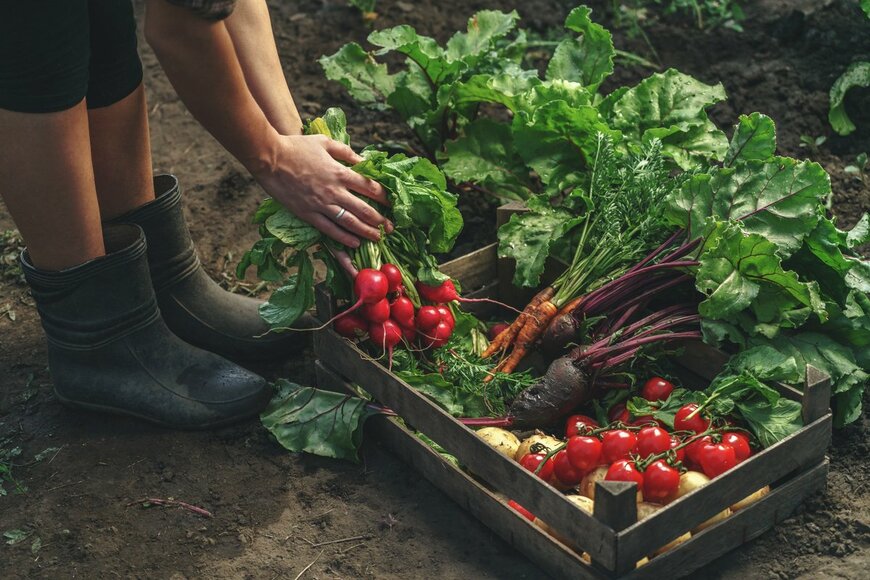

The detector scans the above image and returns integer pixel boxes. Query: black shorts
[0,0,143,113]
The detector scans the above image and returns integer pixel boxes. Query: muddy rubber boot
[21,225,271,429]
[107,174,309,361]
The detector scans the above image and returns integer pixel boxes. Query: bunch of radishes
[332,264,458,359]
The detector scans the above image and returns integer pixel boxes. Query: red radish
[416,306,442,331]
[369,319,403,369]
[380,263,403,293]
[488,322,509,341]
[400,324,416,343]
[391,296,415,324]
[421,320,452,349]
[361,298,391,323]
[333,313,368,339]
[436,305,455,330]
[415,280,521,313]
[319,268,389,329]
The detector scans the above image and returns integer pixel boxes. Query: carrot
[497,300,559,375]
[483,286,554,358]
[555,295,584,318]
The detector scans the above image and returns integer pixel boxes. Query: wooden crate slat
[617,412,831,564]
[315,361,605,580]
[314,328,619,568]
[439,243,498,292]
[624,458,829,579]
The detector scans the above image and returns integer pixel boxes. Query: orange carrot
[485,299,559,382]
[483,286,554,359]
[555,295,584,318]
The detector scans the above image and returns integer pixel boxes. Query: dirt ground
[1,0,869,578]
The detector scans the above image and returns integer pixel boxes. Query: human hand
[249,133,392,248]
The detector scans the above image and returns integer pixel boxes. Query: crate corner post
[593,480,638,576]
[802,364,831,425]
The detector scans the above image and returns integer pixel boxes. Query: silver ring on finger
[333,207,347,221]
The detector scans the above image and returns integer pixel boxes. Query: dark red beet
[509,356,593,428]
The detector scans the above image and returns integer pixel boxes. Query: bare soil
[1,1,868,578]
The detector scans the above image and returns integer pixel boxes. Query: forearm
[225,0,303,136]
[144,0,278,173]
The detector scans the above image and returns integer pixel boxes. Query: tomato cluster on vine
[516,377,755,502]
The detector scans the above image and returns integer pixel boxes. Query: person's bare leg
[0,101,105,270]
[88,84,156,220]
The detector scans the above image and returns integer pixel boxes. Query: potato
[578,466,609,499]
[692,507,731,533]
[477,427,520,459]
[731,485,770,511]
[664,470,710,503]
[533,495,594,545]
[634,502,691,556]
[653,531,691,556]
[514,432,563,461]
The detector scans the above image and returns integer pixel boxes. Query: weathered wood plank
[313,328,619,568]
[625,459,829,579]
[803,365,831,424]
[315,361,604,580]
[440,243,498,293]
[594,481,640,576]
[617,412,831,565]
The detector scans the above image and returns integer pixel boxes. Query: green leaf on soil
[829,61,870,136]
[261,381,376,462]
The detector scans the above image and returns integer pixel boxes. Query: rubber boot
[21,225,271,429]
[107,174,309,361]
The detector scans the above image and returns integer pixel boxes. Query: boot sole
[54,389,262,431]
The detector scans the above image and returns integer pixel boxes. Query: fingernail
[386,221,394,232]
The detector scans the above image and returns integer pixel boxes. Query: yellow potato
[653,531,692,556]
[664,470,710,504]
[514,432,563,461]
[731,485,770,511]
[692,507,731,533]
[578,466,609,499]
[533,495,594,545]
[476,427,520,459]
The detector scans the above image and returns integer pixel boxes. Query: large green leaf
[319,43,396,105]
[607,69,728,168]
[666,157,829,255]
[261,381,376,462]
[259,251,315,329]
[368,26,461,84]
[498,207,584,287]
[696,223,826,329]
[736,398,803,448]
[546,6,614,91]
[829,61,870,136]
[724,112,777,165]
[264,209,322,248]
[445,10,519,63]
[452,69,542,112]
[512,100,618,189]
[442,119,533,200]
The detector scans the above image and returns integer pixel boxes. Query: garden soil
[1,1,868,578]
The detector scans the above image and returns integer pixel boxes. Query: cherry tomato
[684,435,713,469]
[669,435,686,463]
[565,414,600,438]
[698,443,738,478]
[508,500,535,522]
[722,432,751,462]
[566,436,602,472]
[642,460,680,501]
[674,404,711,434]
[605,459,644,488]
[607,403,630,424]
[600,429,637,464]
[519,452,555,481]
[635,426,671,459]
[641,377,674,401]
[552,450,584,486]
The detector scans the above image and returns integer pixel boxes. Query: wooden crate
[311,211,832,579]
